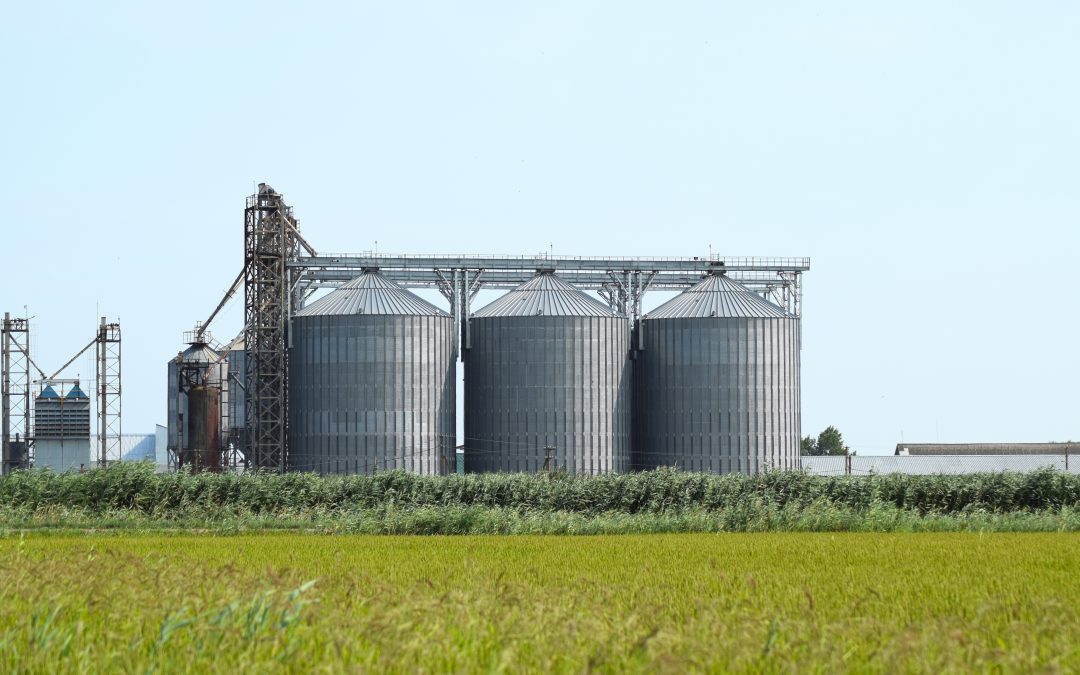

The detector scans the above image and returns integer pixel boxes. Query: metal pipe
[286,221,317,257]
[48,336,98,381]
[198,268,246,341]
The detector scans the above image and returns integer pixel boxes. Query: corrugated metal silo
[166,341,224,471]
[464,271,631,474]
[288,270,456,474]
[634,271,800,473]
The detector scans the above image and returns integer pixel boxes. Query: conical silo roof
[296,270,449,317]
[65,384,89,399]
[472,272,614,317]
[646,273,788,319]
[38,385,59,399]
[180,342,219,363]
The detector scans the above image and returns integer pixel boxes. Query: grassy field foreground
[1,533,1078,673]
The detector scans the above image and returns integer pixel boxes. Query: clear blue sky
[2,2,1077,455]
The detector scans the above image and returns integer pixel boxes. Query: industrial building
[895,443,1074,456]
[33,382,91,472]
[153,184,809,476]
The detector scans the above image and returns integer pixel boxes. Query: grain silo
[634,270,800,473]
[166,341,224,471]
[464,270,631,474]
[288,270,456,474]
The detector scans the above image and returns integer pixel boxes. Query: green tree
[817,426,848,456]
[801,435,818,455]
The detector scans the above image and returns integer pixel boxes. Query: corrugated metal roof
[895,443,1075,456]
[645,273,788,319]
[65,384,88,399]
[472,272,615,318]
[296,271,449,317]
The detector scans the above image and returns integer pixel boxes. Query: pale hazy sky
[2,2,1077,455]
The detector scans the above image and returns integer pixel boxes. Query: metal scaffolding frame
[96,318,121,467]
[1,313,33,473]
[243,184,314,471]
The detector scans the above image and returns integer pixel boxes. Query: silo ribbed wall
[634,316,801,473]
[226,348,246,449]
[288,314,456,474]
[465,316,631,474]
[226,349,244,430]
[167,360,180,450]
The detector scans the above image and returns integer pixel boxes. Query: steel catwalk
[634,273,800,473]
[288,271,456,475]
[464,272,631,474]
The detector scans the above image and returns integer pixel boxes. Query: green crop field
[1,532,1077,673]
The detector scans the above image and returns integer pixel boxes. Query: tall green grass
[2,463,1079,533]
[1,461,1077,513]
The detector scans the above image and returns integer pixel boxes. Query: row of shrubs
[1,462,1078,515]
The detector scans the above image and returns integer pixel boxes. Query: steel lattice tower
[96,318,121,466]
[243,184,301,471]
[1,313,32,473]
